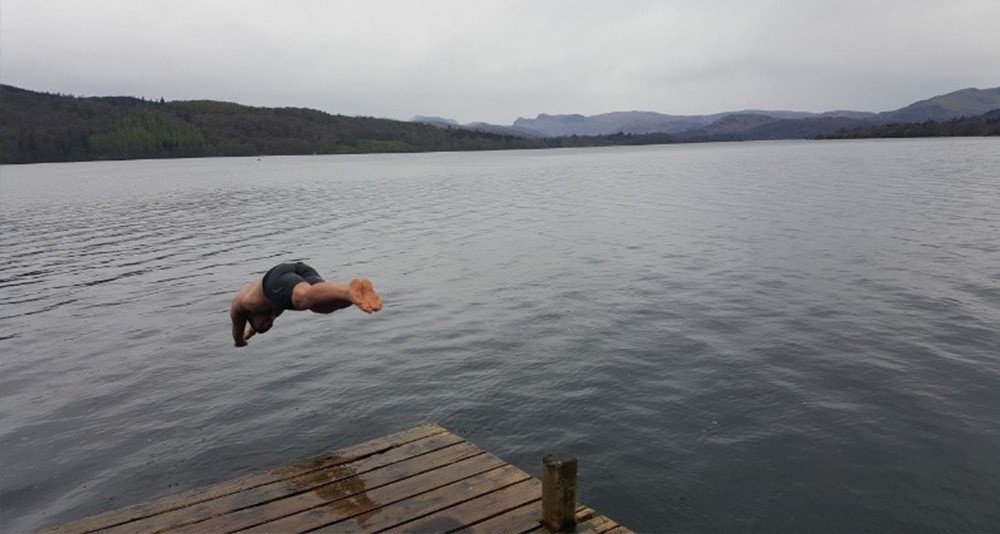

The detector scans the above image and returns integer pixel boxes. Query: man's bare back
[230,262,382,347]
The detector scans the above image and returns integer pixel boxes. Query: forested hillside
[0,86,512,163]
[819,110,1000,139]
[0,85,679,164]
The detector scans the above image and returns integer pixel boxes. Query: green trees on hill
[3,85,998,164]
[89,111,207,159]
[0,85,685,164]
[820,110,1000,139]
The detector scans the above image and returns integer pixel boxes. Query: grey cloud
[1,0,998,124]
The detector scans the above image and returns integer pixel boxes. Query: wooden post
[542,453,578,532]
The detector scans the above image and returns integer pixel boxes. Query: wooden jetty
[44,423,631,533]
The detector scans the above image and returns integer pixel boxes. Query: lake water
[1,139,999,532]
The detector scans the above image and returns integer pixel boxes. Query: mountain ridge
[0,84,694,164]
[416,87,1000,140]
[3,84,997,164]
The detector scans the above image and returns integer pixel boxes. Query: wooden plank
[169,441,487,533]
[455,501,539,534]
[575,506,598,521]
[103,433,468,534]
[313,464,533,533]
[392,477,541,533]
[240,454,510,533]
[41,423,448,534]
[575,515,621,534]
[526,507,632,534]
[458,503,591,534]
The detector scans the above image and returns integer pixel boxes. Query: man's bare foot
[349,279,383,314]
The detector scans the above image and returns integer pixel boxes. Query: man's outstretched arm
[230,302,252,347]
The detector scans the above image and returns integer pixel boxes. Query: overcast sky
[2,1,998,124]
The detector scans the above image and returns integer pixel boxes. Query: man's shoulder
[236,280,276,312]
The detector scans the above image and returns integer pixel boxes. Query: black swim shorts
[261,262,325,310]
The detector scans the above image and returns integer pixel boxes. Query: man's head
[248,310,279,334]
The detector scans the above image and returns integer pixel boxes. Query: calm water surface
[1,139,999,532]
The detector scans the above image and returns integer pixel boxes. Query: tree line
[0,85,681,164]
[819,109,1000,139]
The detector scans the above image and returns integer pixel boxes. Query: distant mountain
[500,86,999,139]
[412,115,461,126]
[0,85,693,164]
[822,109,1000,139]
[412,116,544,138]
[878,87,1000,123]
[685,114,874,141]
[5,84,996,164]
[512,111,724,136]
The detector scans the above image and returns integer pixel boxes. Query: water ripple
[1,141,999,533]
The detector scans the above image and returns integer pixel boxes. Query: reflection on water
[2,139,1000,533]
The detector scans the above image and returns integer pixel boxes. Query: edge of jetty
[41,423,632,533]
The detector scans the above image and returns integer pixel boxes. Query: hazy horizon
[2,1,999,124]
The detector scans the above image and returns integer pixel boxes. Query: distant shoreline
[2,84,997,165]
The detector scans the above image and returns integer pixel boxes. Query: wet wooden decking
[43,423,631,533]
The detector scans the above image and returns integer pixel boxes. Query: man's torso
[236,280,277,313]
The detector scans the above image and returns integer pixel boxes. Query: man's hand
[234,327,257,347]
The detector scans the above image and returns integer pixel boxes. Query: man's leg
[291,280,382,314]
